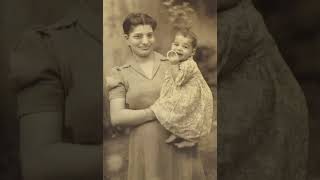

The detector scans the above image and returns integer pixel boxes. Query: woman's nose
[141,36,149,44]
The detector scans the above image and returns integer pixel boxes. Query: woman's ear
[123,34,129,40]
[124,34,130,46]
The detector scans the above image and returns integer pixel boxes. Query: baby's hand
[166,50,180,64]
[105,76,121,90]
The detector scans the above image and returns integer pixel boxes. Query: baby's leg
[165,134,177,143]
[174,140,196,148]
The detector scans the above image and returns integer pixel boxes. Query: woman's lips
[140,47,150,50]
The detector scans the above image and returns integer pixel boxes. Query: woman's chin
[136,51,152,57]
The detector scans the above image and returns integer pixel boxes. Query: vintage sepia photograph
[103,0,217,180]
[2,0,320,180]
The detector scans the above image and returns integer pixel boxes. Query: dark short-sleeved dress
[109,52,206,180]
[218,0,308,180]
[10,4,103,144]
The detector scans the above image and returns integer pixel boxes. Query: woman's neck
[133,52,155,64]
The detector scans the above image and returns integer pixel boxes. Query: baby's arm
[169,64,180,80]
[174,59,197,86]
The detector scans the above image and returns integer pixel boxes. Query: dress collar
[127,52,165,80]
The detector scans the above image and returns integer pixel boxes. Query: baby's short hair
[175,29,198,48]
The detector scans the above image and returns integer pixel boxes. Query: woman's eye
[133,35,142,39]
[147,34,154,38]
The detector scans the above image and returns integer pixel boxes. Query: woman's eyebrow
[132,32,153,35]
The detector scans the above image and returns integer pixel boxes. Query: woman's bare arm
[109,98,155,126]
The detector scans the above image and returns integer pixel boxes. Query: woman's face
[125,25,155,57]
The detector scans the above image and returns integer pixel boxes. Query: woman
[10,1,102,179]
[107,13,206,180]
[217,0,308,180]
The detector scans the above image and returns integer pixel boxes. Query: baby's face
[170,34,195,62]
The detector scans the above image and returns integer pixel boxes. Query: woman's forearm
[110,108,155,126]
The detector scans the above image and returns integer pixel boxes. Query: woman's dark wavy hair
[122,13,157,35]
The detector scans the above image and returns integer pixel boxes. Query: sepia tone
[1,0,320,180]
[103,0,216,179]
[5,0,103,179]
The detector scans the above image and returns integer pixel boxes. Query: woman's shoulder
[111,64,131,71]
[110,64,131,77]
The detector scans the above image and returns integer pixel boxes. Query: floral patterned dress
[150,59,214,142]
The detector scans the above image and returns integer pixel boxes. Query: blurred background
[2,0,320,180]
[253,1,320,179]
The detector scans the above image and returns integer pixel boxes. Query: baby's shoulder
[180,59,198,69]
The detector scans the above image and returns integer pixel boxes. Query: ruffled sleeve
[108,67,127,100]
[174,59,197,86]
[10,29,64,118]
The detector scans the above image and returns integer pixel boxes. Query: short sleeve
[175,60,197,86]
[10,30,63,117]
[218,0,240,11]
[108,67,126,100]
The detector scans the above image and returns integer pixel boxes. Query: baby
[150,29,214,148]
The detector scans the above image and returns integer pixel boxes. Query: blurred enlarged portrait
[103,0,217,179]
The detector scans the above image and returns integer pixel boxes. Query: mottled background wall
[103,0,217,81]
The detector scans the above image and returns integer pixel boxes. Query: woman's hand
[144,108,156,121]
[110,99,157,127]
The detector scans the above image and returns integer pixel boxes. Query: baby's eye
[183,46,189,49]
